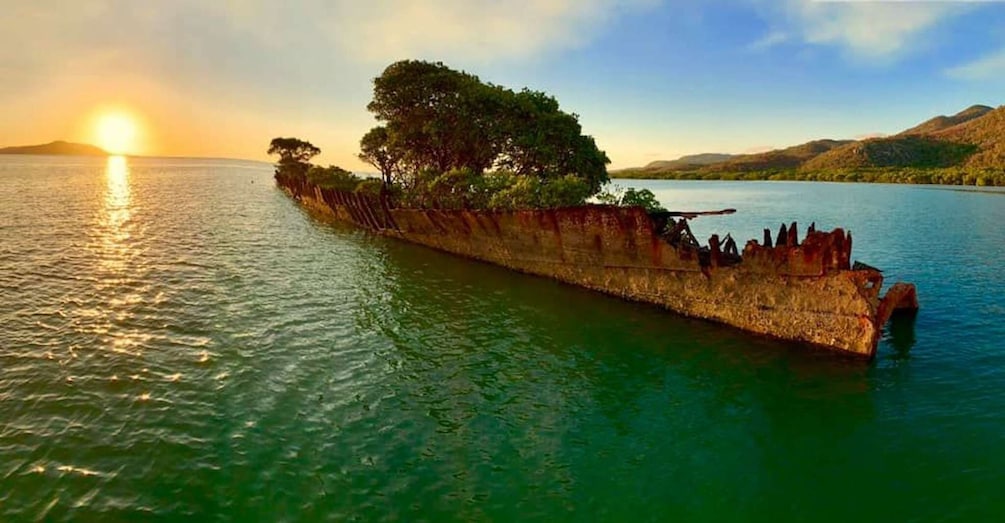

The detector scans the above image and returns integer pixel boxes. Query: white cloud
[753,0,976,60]
[748,30,790,51]
[947,48,1005,80]
[0,0,659,162]
[216,0,659,64]
[0,1,659,89]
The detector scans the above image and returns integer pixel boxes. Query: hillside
[898,105,993,136]
[934,105,1005,168]
[642,153,733,170]
[618,103,1004,180]
[0,140,107,156]
[804,105,1004,171]
[703,139,851,172]
[801,136,978,170]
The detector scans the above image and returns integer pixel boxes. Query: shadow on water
[304,214,883,521]
[367,228,871,365]
[886,312,918,353]
[8,163,1005,521]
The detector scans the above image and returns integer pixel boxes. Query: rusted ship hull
[277,174,917,358]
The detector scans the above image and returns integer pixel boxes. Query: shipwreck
[276,172,918,359]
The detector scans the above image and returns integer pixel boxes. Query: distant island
[615,104,1005,186]
[0,140,108,156]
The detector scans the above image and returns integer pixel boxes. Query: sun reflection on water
[87,156,148,357]
[103,155,131,257]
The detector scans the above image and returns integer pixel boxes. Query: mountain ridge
[619,103,1004,177]
[0,140,108,156]
[898,105,994,136]
[642,153,734,170]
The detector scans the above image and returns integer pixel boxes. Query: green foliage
[486,176,541,211]
[268,137,320,166]
[363,60,610,200]
[594,186,622,206]
[269,137,322,180]
[612,107,1005,185]
[426,168,480,209]
[620,188,667,213]
[306,165,364,191]
[354,178,385,196]
[612,166,1005,187]
[484,175,593,211]
[496,89,610,192]
[358,126,402,186]
[468,171,521,209]
[392,168,593,210]
[803,136,979,171]
[367,61,501,174]
[595,185,667,213]
[536,175,595,209]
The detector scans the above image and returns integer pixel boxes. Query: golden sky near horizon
[2,1,1002,169]
[3,1,671,168]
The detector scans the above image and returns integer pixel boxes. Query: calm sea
[2,156,1004,521]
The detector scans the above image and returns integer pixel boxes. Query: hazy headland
[0,140,108,156]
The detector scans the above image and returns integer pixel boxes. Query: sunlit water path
[1,156,1004,521]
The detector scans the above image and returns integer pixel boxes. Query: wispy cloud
[748,30,790,52]
[215,0,659,65]
[335,0,660,63]
[0,0,659,89]
[0,0,659,162]
[947,47,1005,80]
[752,0,977,61]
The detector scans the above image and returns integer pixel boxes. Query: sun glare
[95,113,139,155]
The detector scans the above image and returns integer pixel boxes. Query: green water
[2,156,1004,521]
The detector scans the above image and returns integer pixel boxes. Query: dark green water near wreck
[2,156,1004,521]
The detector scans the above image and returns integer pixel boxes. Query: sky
[2,0,1005,169]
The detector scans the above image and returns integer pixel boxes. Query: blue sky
[1,0,1004,169]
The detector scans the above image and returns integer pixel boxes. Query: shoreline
[611,166,1005,187]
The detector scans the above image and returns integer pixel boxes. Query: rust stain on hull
[278,174,917,358]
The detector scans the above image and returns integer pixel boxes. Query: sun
[95,112,139,155]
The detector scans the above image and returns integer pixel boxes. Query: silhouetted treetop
[268,137,321,165]
[358,126,401,186]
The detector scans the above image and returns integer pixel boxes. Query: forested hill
[643,153,733,170]
[0,140,108,156]
[617,104,1005,185]
[804,105,1004,171]
[898,105,993,136]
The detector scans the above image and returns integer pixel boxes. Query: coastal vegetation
[267,137,320,175]
[596,185,668,213]
[617,104,1005,186]
[362,60,610,194]
[615,166,1005,187]
[273,60,669,211]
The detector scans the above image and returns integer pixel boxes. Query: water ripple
[2,160,1005,521]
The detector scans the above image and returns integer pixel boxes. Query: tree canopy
[358,126,401,186]
[270,61,623,211]
[363,60,611,194]
[268,137,321,166]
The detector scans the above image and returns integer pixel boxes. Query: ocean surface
[2,156,1004,522]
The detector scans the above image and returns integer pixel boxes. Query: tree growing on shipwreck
[358,60,613,208]
[268,137,320,177]
[272,60,660,213]
[271,60,921,358]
